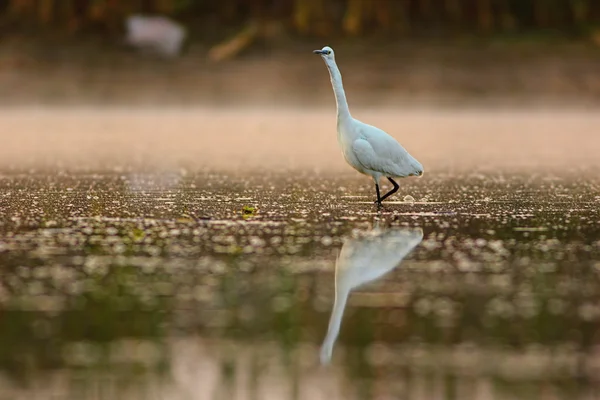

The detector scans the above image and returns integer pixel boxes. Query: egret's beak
[313,50,324,55]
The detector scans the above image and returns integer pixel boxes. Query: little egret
[320,225,423,364]
[313,46,424,205]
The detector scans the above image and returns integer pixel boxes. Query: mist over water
[1,107,599,173]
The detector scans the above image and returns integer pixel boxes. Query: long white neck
[325,60,351,123]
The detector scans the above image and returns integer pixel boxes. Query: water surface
[1,108,599,400]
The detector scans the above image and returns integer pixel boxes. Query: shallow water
[1,108,600,400]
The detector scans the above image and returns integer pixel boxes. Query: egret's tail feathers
[411,161,424,178]
[409,167,424,178]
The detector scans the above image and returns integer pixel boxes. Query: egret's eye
[324,50,331,55]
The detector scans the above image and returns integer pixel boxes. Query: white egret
[313,46,424,206]
[320,225,423,364]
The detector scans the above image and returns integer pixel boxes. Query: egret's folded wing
[352,138,400,176]
[352,136,422,178]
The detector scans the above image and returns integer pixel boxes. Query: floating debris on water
[0,169,599,399]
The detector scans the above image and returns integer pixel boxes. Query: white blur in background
[125,15,187,57]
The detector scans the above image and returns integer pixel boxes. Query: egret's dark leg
[374,183,382,206]
[379,178,400,202]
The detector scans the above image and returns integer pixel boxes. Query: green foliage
[241,205,257,219]
[1,0,600,37]
[173,0,194,13]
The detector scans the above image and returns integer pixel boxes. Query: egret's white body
[313,46,424,205]
[320,226,423,364]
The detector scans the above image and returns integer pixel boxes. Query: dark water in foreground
[1,168,599,400]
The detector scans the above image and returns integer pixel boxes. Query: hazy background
[1,0,600,107]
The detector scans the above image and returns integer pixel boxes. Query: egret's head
[313,46,335,63]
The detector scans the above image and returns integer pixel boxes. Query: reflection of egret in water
[320,226,423,365]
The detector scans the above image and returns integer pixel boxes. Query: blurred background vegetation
[1,0,600,39]
[2,0,600,106]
